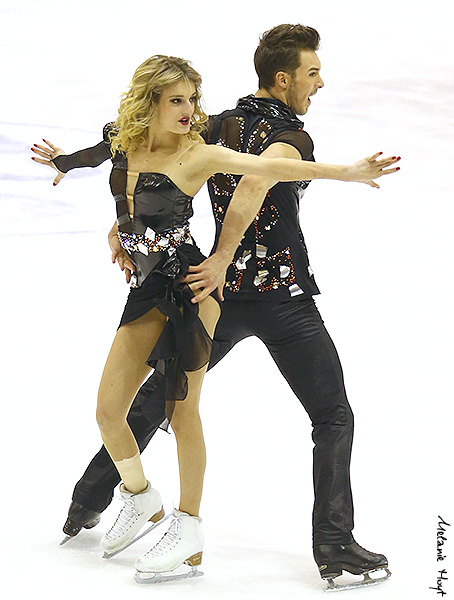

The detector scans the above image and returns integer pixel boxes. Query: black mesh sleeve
[200,118,212,143]
[52,141,110,173]
[51,122,114,173]
[269,130,315,161]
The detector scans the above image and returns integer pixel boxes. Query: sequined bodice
[118,172,195,287]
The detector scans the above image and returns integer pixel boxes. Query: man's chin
[290,101,309,115]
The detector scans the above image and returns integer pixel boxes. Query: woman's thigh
[171,295,221,424]
[98,307,168,418]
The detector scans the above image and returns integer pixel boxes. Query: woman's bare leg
[96,307,167,493]
[169,295,221,516]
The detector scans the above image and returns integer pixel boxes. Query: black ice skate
[313,541,391,592]
[60,501,101,545]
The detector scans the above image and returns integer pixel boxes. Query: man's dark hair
[254,24,320,90]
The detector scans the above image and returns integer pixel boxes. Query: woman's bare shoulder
[184,139,215,165]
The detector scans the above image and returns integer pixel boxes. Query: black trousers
[72,297,354,546]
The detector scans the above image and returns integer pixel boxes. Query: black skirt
[119,242,220,430]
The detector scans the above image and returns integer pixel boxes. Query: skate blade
[60,516,100,546]
[323,567,391,592]
[60,535,74,546]
[102,513,170,559]
[134,565,203,585]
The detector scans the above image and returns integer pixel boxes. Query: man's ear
[274,71,290,90]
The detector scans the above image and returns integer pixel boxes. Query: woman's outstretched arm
[183,142,401,302]
[197,143,400,189]
[31,137,111,185]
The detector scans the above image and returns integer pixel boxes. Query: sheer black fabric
[52,141,110,172]
[271,129,315,161]
[52,123,113,172]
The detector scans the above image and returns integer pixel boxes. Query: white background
[1,0,452,598]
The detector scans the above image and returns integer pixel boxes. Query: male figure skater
[62,24,394,590]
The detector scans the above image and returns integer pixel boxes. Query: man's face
[287,50,324,115]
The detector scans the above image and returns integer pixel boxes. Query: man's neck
[255,88,288,105]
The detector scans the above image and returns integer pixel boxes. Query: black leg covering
[251,298,355,545]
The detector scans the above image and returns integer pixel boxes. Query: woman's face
[155,80,198,135]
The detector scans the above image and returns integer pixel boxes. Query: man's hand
[108,225,135,283]
[180,254,230,303]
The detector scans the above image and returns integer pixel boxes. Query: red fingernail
[53,183,56,186]
[396,167,400,171]
[397,156,401,160]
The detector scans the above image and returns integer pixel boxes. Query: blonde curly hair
[109,55,208,155]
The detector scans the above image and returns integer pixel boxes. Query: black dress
[53,126,217,427]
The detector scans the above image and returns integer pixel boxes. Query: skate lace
[145,516,181,557]
[105,497,140,540]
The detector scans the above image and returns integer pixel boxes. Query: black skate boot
[60,501,101,545]
[313,541,391,591]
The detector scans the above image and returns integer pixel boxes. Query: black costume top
[205,95,320,301]
[53,126,213,424]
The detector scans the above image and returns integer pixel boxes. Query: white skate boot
[101,482,166,558]
[134,509,204,584]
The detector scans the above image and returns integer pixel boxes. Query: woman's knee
[96,396,127,434]
[170,406,202,437]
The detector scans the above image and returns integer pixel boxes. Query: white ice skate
[134,509,204,584]
[101,481,167,559]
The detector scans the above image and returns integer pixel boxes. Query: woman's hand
[348,153,401,188]
[108,226,135,284]
[31,139,66,186]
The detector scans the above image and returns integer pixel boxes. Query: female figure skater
[31,54,399,582]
